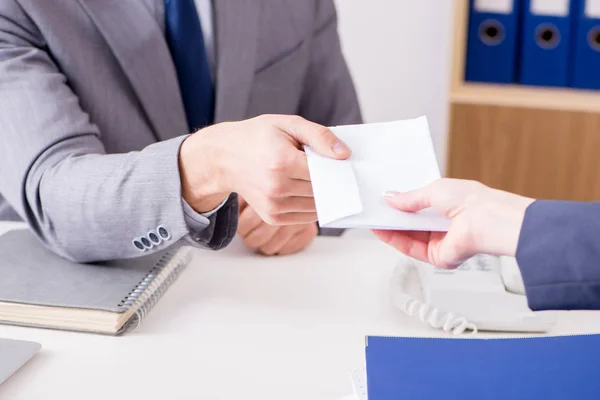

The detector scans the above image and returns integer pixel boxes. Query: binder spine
[465,0,521,84]
[117,246,192,334]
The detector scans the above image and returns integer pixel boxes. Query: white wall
[334,0,455,172]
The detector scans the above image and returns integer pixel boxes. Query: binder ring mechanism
[535,23,561,50]
[479,19,505,46]
[588,26,600,52]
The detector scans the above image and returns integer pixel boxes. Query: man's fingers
[263,212,318,226]
[277,224,317,256]
[238,196,249,213]
[258,226,296,256]
[289,179,314,197]
[243,223,280,249]
[276,236,306,256]
[372,230,431,264]
[237,206,263,237]
[383,189,432,213]
[271,196,316,214]
[275,116,351,160]
[272,178,314,197]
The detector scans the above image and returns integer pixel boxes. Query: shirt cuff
[200,197,230,218]
[182,196,230,235]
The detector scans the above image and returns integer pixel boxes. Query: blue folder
[519,0,576,87]
[365,335,600,399]
[465,0,521,83]
[571,0,600,89]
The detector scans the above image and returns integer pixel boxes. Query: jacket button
[157,225,171,240]
[140,236,152,249]
[132,240,145,251]
[148,231,161,245]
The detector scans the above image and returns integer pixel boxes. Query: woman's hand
[373,178,535,269]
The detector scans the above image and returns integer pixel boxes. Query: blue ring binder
[535,23,561,49]
[519,0,575,87]
[571,0,600,89]
[465,0,521,84]
[479,19,506,46]
[587,25,600,50]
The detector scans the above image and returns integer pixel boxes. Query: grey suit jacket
[517,200,600,310]
[0,0,362,262]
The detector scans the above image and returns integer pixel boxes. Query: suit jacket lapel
[76,0,188,141]
[141,0,166,33]
[213,0,261,123]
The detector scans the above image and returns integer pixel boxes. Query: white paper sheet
[305,117,450,231]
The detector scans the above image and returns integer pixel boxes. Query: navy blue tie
[165,0,214,131]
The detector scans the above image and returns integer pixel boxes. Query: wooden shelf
[447,102,600,201]
[446,1,600,200]
[451,83,600,113]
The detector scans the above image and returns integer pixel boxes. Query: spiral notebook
[0,229,192,335]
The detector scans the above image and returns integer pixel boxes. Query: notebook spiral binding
[117,246,193,334]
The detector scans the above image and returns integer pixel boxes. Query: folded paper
[305,117,450,231]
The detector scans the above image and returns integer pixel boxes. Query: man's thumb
[277,116,351,159]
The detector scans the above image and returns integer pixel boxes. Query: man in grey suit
[376,179,600,310]
[0,0,361,262]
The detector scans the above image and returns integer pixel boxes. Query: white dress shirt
[194,0,215,77]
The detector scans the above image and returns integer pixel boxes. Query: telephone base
[393,255,557,334]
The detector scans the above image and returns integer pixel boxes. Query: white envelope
[305,116,450,231]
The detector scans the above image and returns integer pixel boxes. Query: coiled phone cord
[391,263,478,335]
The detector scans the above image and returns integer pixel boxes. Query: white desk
[0,223,599,400]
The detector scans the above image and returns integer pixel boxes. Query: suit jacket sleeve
[299,0,362,127]
[0,6,237,263]
[300,0,362,236]
[516,200,600,310]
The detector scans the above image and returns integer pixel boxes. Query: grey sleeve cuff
[182,196,231,244]
[182,193,239,250]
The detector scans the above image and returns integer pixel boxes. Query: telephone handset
[392,254,557,335]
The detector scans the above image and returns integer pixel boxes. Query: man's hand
[178,115,350,223]
[238,198,318,255]
[373,178,535,269]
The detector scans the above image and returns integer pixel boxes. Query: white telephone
[392,254,557,335]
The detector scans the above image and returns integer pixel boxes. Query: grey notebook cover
[0,229,183,313]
